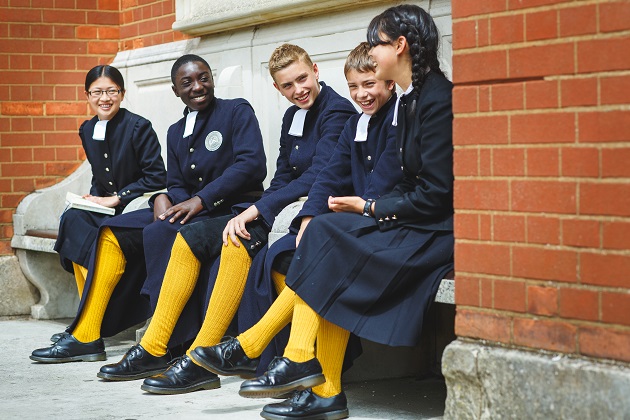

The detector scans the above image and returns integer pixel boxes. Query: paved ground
[0,316,446,419]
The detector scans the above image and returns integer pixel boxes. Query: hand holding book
[65,192,116,216]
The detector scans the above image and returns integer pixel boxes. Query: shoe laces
[288,389,311,406]
[167,356,186,368]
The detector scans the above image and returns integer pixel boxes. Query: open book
[65,192,115,216]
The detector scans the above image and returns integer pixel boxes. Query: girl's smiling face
[86,76,124,121]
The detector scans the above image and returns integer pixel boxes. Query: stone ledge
[442,339,630,419]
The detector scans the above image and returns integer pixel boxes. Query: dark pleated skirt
[285,212,454,347]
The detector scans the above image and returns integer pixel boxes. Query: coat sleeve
[360,119,402,200]
[117,118,166,206]
[374,82,453,230]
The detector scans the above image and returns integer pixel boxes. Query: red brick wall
[0,0,184,255]
[452,0,630,363]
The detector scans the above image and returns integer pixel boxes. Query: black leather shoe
[261,389,349,420]
[239,357,324,399]
[50,331,70,343]
[97,344,171,381]
[190,337,259,379]
[30,334,105,363]
[140,355,221,395]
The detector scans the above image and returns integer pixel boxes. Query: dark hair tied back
[85,65,125,92]
[367,4,443,91]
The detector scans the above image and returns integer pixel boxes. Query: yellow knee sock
[73,227,126,343]
[282,295,318,363]
[72,262,88,298]
[186,240,251,361]
[140,233,201,357]
[237,271,294,358]
[312,318,350,398]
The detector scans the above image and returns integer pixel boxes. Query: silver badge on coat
[205,131,223,152]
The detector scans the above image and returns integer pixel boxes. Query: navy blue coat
[54,108,166,269]
[69,98,266,337]
[238,95,402,372]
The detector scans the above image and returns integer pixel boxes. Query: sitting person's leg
[72,262,88,298]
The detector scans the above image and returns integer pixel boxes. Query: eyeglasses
[88,89,121,98]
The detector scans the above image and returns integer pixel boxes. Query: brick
[452,0,506,19]
[559,287,599,321]
[9,54,30,70]
[527,285,557,316]
[490,14,524,45]
[87,41,118,54]
[122,0,137,8]
[3,70,45,85]
[2,9,41,23]
[77,0,98,9]
[55,0,76,7]
[561,77,598,108]
[453,86,477,114]
[43,40,87,54]
[0,210,13,224]
[601,291,630,327]
[33,147,56,162]
[32,55,54,70]
[43,10,86,25]
[481,277,493,308]
[454,212,479,240]
[76,25,98,39]
[510,43,574,79]
[53,25,75,39]
[581,252,630,288]
[8,23,30,38]
[601,74,630,106]
[453,50,507,84]
[491,82,523,111]
[55,116,80,131]
[580,183,630,217]
[13,178,35,192]
[494,214,526,243]
[453,115,508,145]
[55,86,78,101]
[86,11,118,25]
[453,147,478,177]
[1,133,43,147]
[11,147,33,162]
[455,179,510,211]
[579,326,630,363]
[508,0,566,10]
[120,23,139,39]
[98,0,119,10]
[45,161,81,176]
[1,102,44,116]
[11,117,32,132]
[525,80,558,110]
[525,10,557,41]
[493,148,525,176]
[512,180,576,214]
[156,15,174,32]
[45,132,82,146]
[1,162,44,177]
[527,215,560,245]
[578,37,630,73]
[0,39,41,53]
[456,242,511,276]
[55,147,79,161]
[513,317,576,353]
[494,279,526,313]
[98,27,119,39]
[477,18,489,48]
[10,86,31,101]
[455,309,511,344]
[54,56,76,71]
[579,111,630,143]
[32,116,55,131]
[561,147,599,178]
[479,149,491,177]
[563,219,600,249]
[35,177,63,189]
[526,147,559,177]
[600,1,630,33]
[603,221,630,250]
[480,213,492,241]
[31,24,53,38]
[454,275,480,307]
[559,4,597,37]
[513,246,577,283]
[511,112,575,144]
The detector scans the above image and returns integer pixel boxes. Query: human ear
[395,35,408,56]
[171,85,180,98]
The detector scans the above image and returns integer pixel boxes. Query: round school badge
[205,131,223,152]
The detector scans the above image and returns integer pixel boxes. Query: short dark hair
[84,65,125,92]
[171,54,212,84]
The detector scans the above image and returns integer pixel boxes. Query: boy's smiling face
[346,69,394,115]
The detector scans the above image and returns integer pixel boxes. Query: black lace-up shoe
[50,331,70,343]
[239,357,325,399]
[97,344,171,381]
[30,334,105,363]
[190,337,259,379]
[261,389,349,420]
[140,355,221,395]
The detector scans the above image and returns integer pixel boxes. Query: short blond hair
[269,44,314,78]
[344,42,376,77]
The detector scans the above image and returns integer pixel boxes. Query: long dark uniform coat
[170,82,356,346]
[238,94,403,372]
[285,72,454,347]
[54,108,166,272]
[68,98,267,337]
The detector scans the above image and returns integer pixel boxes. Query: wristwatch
[363,198,375,217]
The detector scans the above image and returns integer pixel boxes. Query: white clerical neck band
[354,113,371,142]
[92,120,108,141]
[288,109,308,137]
[392,84,414,127]
[183,110,198,138]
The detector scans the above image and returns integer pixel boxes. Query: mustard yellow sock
[282,295,318,363]
[73,227,125,343]
[72,262,88,298]
[312,317,350,398]
[140,233,201,357]
[186,240,251,361]
[237,271,294,358]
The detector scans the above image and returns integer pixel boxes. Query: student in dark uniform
[53,65,165,312]
[96,44,356,391]
[195,5,454,419]
[30,54,267,365]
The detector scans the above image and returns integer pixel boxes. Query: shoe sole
[238,373,326,399]
[261,408,349,420]
[96,368,167,382]
[140,379,221,395]
[29,352,106,364]
[190,349,257,379]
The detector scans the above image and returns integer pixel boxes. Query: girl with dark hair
[53,65,166,315]
[195,5,454,419]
